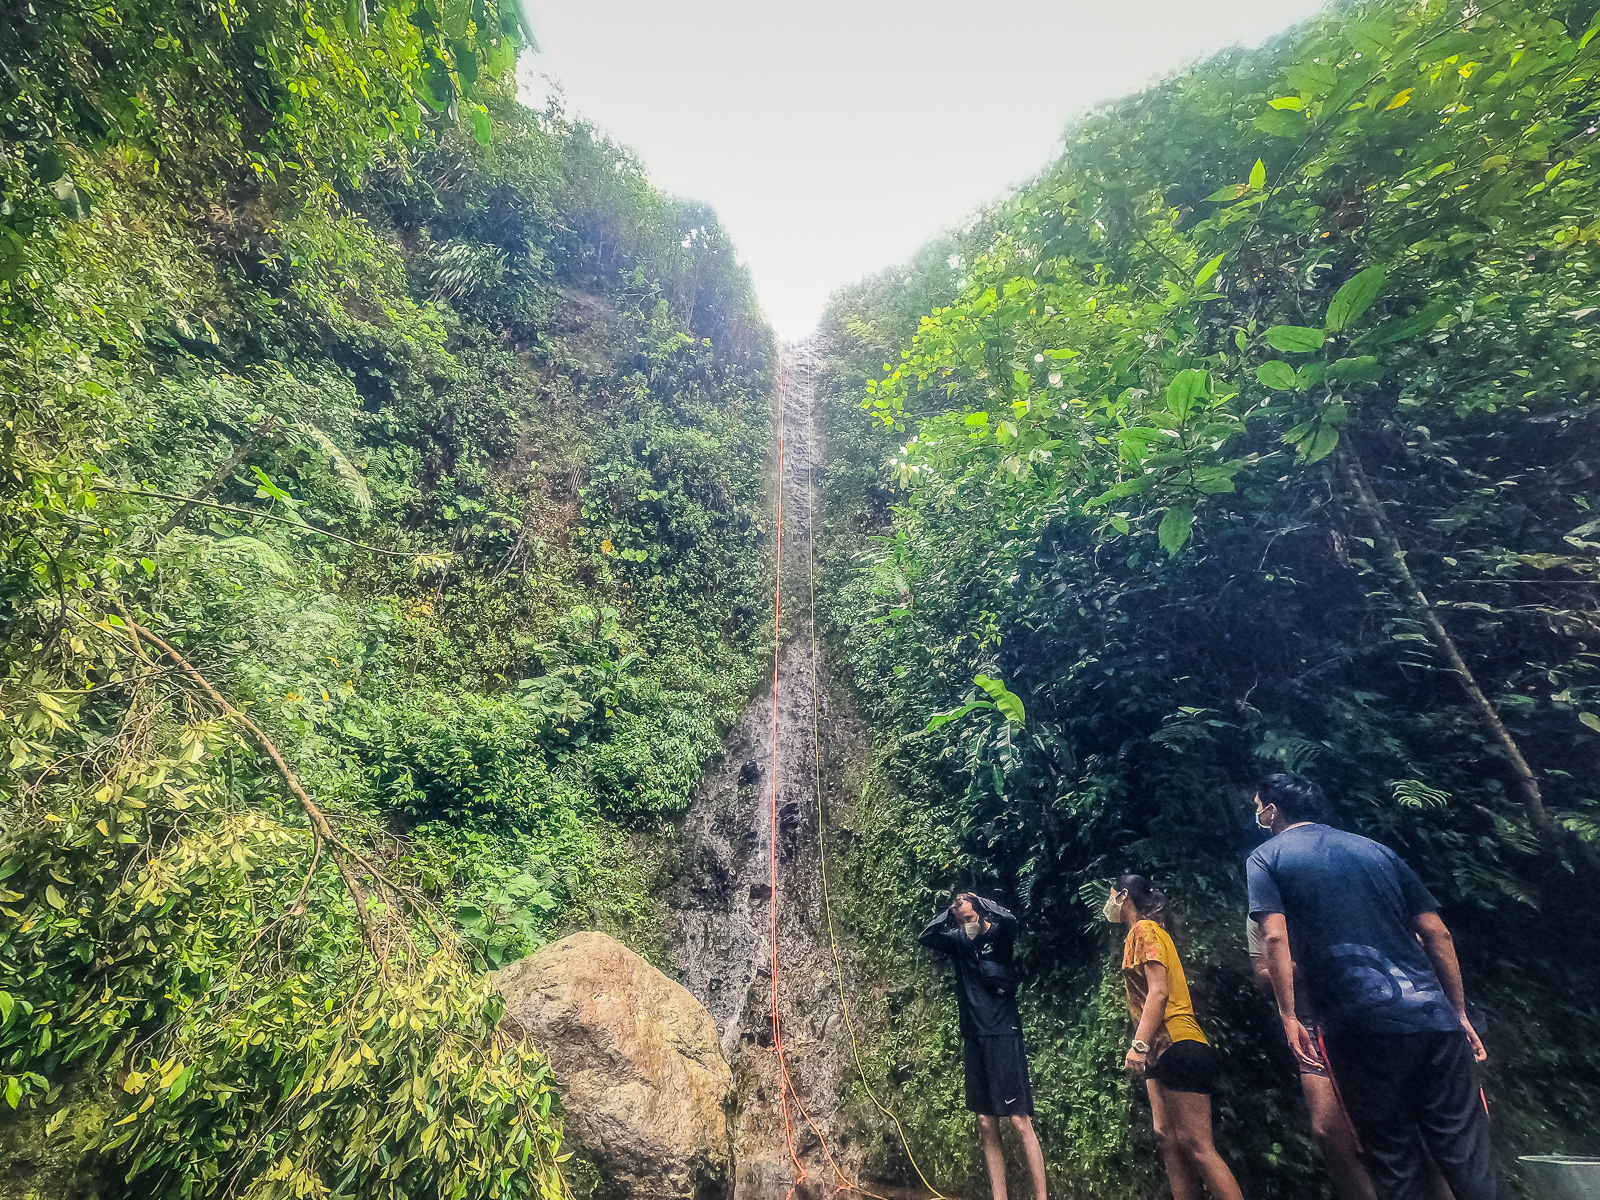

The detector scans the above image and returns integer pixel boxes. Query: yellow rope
[807,465,950,1200]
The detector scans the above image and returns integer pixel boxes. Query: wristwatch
[1131,1039,1151,1054]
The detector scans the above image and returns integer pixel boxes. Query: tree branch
[1337,443,1551,838]
[105,603,414,970]
[155,416,281,537]
[99,483,436,560]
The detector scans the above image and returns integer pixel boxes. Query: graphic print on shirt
[1323,941,1452,1024]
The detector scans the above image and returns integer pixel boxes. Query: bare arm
[1134,961,1169,1046]
[1124,962,1167,1074]
[1248,955,1273,995]
[1258,912,1319,1068]
[1414,911,1487,1062]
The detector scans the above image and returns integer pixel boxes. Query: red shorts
[1300,1022,1332,1078]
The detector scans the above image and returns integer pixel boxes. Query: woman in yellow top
[1107,874,1245,1200]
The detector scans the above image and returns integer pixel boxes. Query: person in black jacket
[920,892,1048,1200]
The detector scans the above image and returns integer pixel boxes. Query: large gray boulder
[496,932,734,1200]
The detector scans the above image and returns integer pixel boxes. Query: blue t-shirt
[1247,824,1458,1034]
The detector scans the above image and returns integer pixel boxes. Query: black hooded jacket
[918,897,1022,1038]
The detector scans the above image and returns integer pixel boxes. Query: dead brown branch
[102,601,456,973]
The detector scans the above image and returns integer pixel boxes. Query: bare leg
[1010,1115,1048,1200]
[1146,1080,1205,1200]
[1302,1073,1378,1200]
[1152,1081,1245,1200]
[977,1115,1008,1200]
[1424,1148,1456,1200]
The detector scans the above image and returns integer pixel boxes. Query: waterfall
[666,340,874,1198]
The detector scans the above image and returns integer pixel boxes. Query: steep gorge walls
[0,4,777,1195]
[811,1,1600,1197]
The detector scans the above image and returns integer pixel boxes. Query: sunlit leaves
[1193,253,1225,289]
[974,674,1027,725]
[925,674,1026,730]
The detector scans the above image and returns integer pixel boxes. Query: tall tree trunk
[1337,442,1552,839]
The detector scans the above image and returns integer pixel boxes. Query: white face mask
[1255,805,1275,831]
[1102,894,1123,923]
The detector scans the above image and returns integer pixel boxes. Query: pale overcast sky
[520,0,1326,339]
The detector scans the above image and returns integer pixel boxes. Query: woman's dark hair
[1114,874,1173,929]
[1256,772,1329,824]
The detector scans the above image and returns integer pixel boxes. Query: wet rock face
[664,341,885,1194]
[496,932,735,1200]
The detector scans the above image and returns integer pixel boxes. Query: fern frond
[294,421,372,510]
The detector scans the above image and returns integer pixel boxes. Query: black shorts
[1147,1039,1221,1095]
[963,1034,1034,1116]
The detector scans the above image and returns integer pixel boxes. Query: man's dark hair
[1256,772,1329,824]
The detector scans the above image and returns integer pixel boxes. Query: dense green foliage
[819,0,1600,1195]
[0,0,774,1193]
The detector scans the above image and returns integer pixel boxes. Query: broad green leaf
[169,1063,195,1100]
[1255,110,1306,138]
[1326,356,1384,383]
[1581,713,1600,732]
[1166,369,1208,418]
[1158,505,1195,556]
[1257,361,1299,391]
[1264,325,1325,352]
[1248,159,1266,191]
[1348,23,1390,55]
[470,107,493,146]
[1302,424,1342,462]
[250,467,296,504]
[1385,89,1414,111]
[1323,68,1379,115]
[1193,253,1224,289]
[1268,97,1304,111]
[1296,362,1326,389]
[0,993,12,1025]
[1355,302,1451,348]
[974,675,1026,725]
[924,700,995,732]
[1205,183,1250,202]
[1086,476,1152,508]
[45,885,65,910]
[1324,266,1386,332]
[4,1077,20,1109]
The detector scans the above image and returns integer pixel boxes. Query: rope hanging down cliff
[764,345,945,1200]
[766,352,878,1200]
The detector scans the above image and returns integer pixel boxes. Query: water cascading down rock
[666,341,879,1194]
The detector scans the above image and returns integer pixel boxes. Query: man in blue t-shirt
[1246,773,1494,1200]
